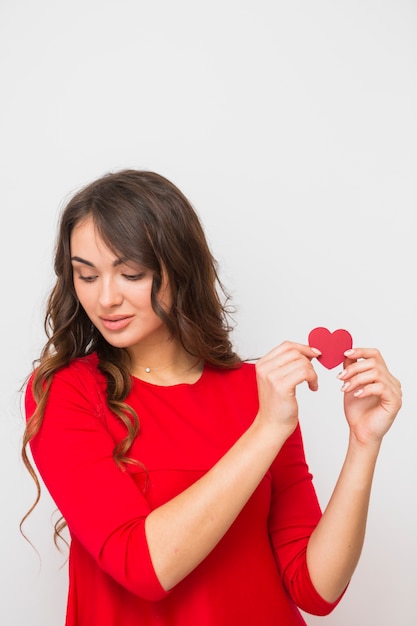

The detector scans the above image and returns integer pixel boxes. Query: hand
[338,348,402,446]
[255,341,320,437]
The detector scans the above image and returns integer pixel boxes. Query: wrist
[251,412,295,453]
[348,430,382,456]
[343,433,381,487]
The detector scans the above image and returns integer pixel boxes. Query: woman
[22,169,402,625]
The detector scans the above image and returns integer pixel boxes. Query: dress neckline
[131,364,207,389]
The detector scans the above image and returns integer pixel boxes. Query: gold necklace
[132,358,201,376]
[134,362,176,374]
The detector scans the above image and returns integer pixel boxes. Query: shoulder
[205,361,256,380]
[25,353,106,413]
[59,352,104,381]
[203,361,258,394]
[47,353,104,387]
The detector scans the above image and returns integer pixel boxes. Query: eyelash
[79,275,97,283]
[123,273,146,281]
[78,273,146,283]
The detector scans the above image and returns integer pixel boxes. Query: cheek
[128,279,154,306]
[74,283,94,312]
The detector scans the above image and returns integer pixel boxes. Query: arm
[30,345,399,604]
[144,341,321,590]
[145,416,289,589]
[306,347,402,602]
[28,346,319,597]
[26,365,164,600]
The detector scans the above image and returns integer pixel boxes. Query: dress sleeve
[25,364,169,601]
[267,424,346,616]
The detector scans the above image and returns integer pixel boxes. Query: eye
[78,274,98,283]
[122,272,146,281]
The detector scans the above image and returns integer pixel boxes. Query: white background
[1,1,416,624]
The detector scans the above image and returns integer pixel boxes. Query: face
[70,216,172,355]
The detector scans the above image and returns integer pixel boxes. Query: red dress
[26,354,342,625]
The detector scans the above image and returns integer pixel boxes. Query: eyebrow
[71,256,125,268]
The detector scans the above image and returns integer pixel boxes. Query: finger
[345,381,394,403]
[339,348,391,386]
[351,383,379,399]
[339,359,379,382]
[339,369,379,394]
[262,341,321,364]
[258,354,319,393]
[283,358,319,392]
[343,347,385,365]
[277,365,319,393]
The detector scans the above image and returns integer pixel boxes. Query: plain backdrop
[1,1,416,624]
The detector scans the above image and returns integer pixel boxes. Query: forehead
[70,217,117,259]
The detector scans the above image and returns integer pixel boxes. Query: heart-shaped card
[308,327,353,370]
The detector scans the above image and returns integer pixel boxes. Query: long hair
[21,169,241,542]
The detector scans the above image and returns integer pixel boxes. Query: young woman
[22,170,402,626]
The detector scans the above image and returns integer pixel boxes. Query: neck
[128,340,203,385]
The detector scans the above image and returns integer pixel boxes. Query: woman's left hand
[338,348,402,447]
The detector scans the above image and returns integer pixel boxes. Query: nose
[98,277,123,309]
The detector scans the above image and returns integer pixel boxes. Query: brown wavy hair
[21,169,241,544]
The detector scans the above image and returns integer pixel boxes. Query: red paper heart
[308,327,353,370]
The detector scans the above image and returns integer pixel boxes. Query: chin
[98,332,132,349]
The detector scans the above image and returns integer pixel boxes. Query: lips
[100,315,133,331]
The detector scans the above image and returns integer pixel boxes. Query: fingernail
[311,347,322,355]
[340,382,350,391]
[337,369,347,379]
[353,388,364,396]
[344,349,355,356]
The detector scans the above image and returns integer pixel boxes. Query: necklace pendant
[145,367,151,373]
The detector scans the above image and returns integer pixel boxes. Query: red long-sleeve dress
[26,353,342,625]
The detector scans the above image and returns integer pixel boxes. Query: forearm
[145,419,289,591]
[306,434,381,602]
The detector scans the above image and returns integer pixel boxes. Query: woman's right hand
[255,341,321,438]
[146,343,321,590]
